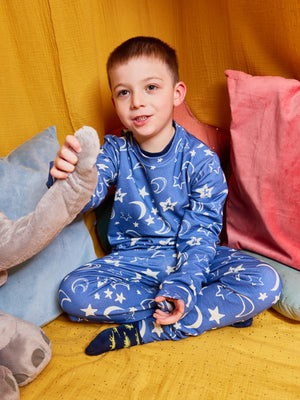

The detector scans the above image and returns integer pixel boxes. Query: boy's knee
[257,262,282,303]
[58,275,80,313]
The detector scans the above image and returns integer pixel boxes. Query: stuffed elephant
[0,126,99,400]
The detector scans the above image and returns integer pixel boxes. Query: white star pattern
[96,163,109,171]
[146,215,155,225]
[166,265,177,274]
[115,188,127,202]
[258,292,268,301]
[195,184,213,198]
[139,186,149,198]
[115,292,126,304]
[104,288,113,299]
[204,149,214,156]
[152,322,164,337]
[145,268,159,279]
[160,197,177,212]
[80,304,97,317]
[208,306,225,324]
[186,237,202,246]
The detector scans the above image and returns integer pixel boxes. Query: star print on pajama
[58,122,282,345]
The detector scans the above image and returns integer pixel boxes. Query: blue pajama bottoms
[58,246,282,344]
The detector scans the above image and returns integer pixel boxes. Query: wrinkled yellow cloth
[1,1,300,399]
[20,310,299,400]
[1,0,300,156]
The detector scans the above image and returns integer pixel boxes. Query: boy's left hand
[153,296,185,325]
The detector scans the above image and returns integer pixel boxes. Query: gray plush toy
[0,126,99,400]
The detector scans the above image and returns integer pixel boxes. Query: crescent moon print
[119,137,127,151]
[133,161,145,170]
[177,285,192,308]
[174,137,184,153]
[140,319,146,338]
[258,263,281,292]
[235,293,255,319]
[182,161,195,181]
[58,289,72,307]
[110,281,130,291]
[129,201,147,220]
[140,298,156,310]
[179,219,191,236]
[155,219,171,235]
[185,305,203,329]
[125,229,141,237]
[151,177,167,194]
[103,305,124,318]
[71,278,89,293]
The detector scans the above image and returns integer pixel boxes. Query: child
[51,36,282,355]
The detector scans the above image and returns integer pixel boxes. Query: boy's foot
[85,322,144,355]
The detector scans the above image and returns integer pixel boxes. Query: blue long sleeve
[83,122,228,311]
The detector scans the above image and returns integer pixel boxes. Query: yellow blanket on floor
[20,310,299,400]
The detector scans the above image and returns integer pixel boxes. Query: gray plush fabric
[0,126,99,271]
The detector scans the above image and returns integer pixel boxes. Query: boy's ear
[173,81,186,107]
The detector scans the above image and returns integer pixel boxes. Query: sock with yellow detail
[85,322,144,356]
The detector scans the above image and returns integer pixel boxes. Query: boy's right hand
[50,135,82,179]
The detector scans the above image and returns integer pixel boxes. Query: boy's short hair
[106,36,179,88]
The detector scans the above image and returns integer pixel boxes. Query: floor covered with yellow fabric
[20,310,299,400]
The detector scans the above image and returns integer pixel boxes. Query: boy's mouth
[133,115,150,125]
[134,115,148,122]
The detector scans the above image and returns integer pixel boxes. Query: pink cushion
[173,101,230,165]
[225,70,300,270]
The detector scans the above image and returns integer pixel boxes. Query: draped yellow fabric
[1,1,300,399]
[1,0,300,156]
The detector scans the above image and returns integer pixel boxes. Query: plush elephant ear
[0,311,51,388]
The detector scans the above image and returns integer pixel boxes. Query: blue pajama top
[82,122,228,312]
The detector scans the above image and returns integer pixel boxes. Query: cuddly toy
[0,126,99,400]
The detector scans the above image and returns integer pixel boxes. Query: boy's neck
[136,124,175,154]
[140,131,175,157]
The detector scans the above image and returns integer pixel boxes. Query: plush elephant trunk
[0,126,99,278]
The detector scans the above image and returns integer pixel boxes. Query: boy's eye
[146,84,157,91]
[117,90,129,97]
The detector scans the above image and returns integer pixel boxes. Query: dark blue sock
[85,322,144,356]
[231,318,253,328]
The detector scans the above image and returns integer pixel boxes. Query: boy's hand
[153,296,185,325]
[50,135,82,179]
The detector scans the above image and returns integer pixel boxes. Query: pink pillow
[225,70,300,270]
[173,101,230,165]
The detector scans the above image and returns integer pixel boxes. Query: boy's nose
[130,92,145,109]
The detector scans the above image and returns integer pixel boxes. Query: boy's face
[109,56,186,152]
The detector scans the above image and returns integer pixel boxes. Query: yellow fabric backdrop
[1,1,300,399]
[1,0,300,156]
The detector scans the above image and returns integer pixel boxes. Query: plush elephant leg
[0,126,99,271]
[0,312,51,387]
[0,365,20,400]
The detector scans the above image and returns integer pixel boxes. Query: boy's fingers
[65,135,82,153]
[53,157,76,174]
[50,167,69,180]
